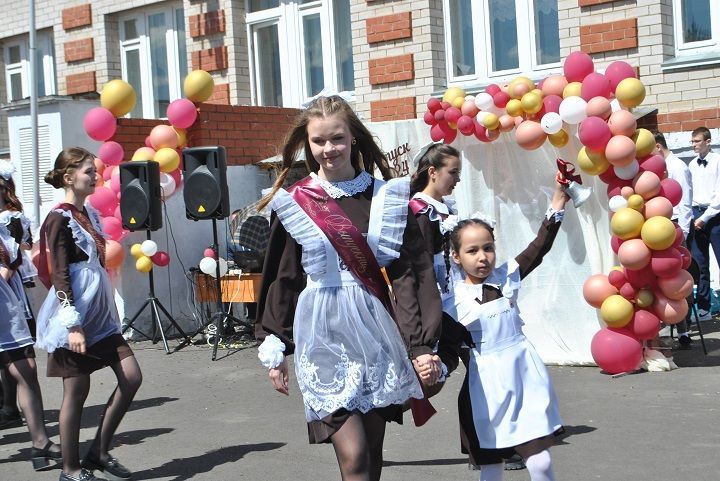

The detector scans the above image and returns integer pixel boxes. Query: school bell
[556,158,592,207]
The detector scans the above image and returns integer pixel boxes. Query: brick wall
[370,97,416,122]
[112,105,300,166]
[64,38,94,63]
[579,18,638,54]
[366,12,412,44]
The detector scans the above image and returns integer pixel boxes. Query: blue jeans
[688,206,720,311]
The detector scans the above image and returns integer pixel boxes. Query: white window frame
[119,5,186,118]
[246,0,350,107]
[3,32,56,102]
[672,0,720,56]
[442,0,561,86]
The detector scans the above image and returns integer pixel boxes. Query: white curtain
[368,119,613,365]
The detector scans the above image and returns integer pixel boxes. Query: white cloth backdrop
[368,119,613,365]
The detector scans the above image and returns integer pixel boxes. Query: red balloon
[639,154,666,178]
[100,216,123,242]
[474,120,491,142]
[443,128,457,144]
[493,91,511,108]
[608,269,627,288]
[445,107,462,124]
[151,251,171,267]
[434,109,446,122]
[607,178,632,198]
[581,73,611,101]
[628,309,661,341]
[457,115,475,136]
[430,124,445,142]
[650,248,683,278]
[619,282,638,300]
[599,166,619,184]
[427,97,442,113]
[624,266,658,289]
[579,116,612,151]
[440,101,451,110]
[672,224,684,249]
[658,178,682,206]
[678,245,692,270]
[423,111,436,125]
[486,84,501,96]
[564,51,595,83]
[542,94,563,114]
[605,60,637,92]
[203,247,217,259]
[591,327,643,374]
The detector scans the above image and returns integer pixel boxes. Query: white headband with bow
[440,211,497,235]
[0,161,16,181]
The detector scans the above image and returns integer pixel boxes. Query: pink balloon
[608,269,627,289]
[101,216,123,241]
[624,266,658,289]
[169,168,183,189]
[83,107,117,142]
[618,239,651,270]
[653,291,689,324]
[113,205,122,222]
[651,248,683,278]
[98,141,124,166]
[628,309,661,341]
[149,125,179,150]
[581,73,611,101]
[607,110,637,137]
[564,51,595,83]
[610,236,625,256]
[586,97,612,120]
[639,154,666,178]
[109,169,121,194]
[605,61,637,92]
[542,94,563,114]
[605,135,637,167]
[657,269,693,300]
[515,121,547,150]
[88,186,118,217]
[103,165,117,181]
[203,247,217,259]
[151,251,171,267]
[145,136,153,149]
[591,327,642,374]
[167,99,198,129]
[658,178,682,206]
[678,245,692,269]
[579,117,612,151]
[485,84,501,96]
[457,115,475,136]
[493,91,511,108]
[427,97,442,113]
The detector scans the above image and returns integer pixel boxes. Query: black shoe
[60,469,109,481]
[678,335,692,350]
[82,453,132,481]
[504,453,526,470]
[31,440,62,471]
[0,409,22,429]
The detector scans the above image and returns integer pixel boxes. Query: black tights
[60,355,142,474]
[330,411,387,481]
[1,365,19,413]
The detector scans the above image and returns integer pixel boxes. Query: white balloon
[474,92,494,111]
[464,94,475,102]
[608,195,629,212]
[540,112,563,134]
[199,256,217,275]
[559,97,588,125]
[159,172,176,199]
[218,257,228,277]
[615,159,640,180]
[141,240,158,257]
[476,111,490,123]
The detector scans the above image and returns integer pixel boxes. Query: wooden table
[194,272,262,303]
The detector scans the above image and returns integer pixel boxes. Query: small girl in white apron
[421,178,570,481]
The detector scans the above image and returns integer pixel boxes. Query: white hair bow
[0,161,16,181]
[440,211,496,235]
[411,141,444,166]
[301,88,355,109]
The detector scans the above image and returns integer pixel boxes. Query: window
[3,32,56,102]
[443,0,560,84]
[246,0,354,107]
[672,0,720,55]
[119,6,188,118]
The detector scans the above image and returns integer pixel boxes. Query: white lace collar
[411,192,457,216]
[310,171,373,199]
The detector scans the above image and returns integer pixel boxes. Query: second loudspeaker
[119,160,162,231]
[182,146,230,220]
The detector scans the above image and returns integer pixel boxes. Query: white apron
[455,284,562,449]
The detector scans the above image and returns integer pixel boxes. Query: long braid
[442,232,452,293]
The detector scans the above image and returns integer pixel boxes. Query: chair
[670,258,708,355]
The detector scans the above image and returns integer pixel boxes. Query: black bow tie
[698,157,708,167]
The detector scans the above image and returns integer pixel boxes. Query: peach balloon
[515,121,547,150]
[541,75,568,97]
[657,269,694,300]
[605,135,637,167]
[498,115,516,132]
[149,125,179,150]
[653,292,689,325]
[621,187,636,199]
[632,171,661,199]
[607,110,637,137]
[618,239,652,270]
[643,196,673,219]
[583,274,619,308]
[586,96,612,120]
[105,240,125,270]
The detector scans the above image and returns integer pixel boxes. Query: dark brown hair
[442,219,495,290]
[44,147,95,189]
[691,126,711,141]
[0,177,23,212]
[258,96,392,210]
[409,144,460,195]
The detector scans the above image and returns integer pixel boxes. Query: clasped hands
[412,353,443,386]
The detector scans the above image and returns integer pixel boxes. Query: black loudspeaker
[119,161,162,231]
[182,146,230,220]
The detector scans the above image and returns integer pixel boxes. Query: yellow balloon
[442,86,466,105]
[600,294,634,328]
[636,289,655,308]
[626,194,644,210]
[577,146,609,175]
[641,216,676,250]
[506,99,523,117]
[616,78,646,108]
[184,70,215,103]
[174,127,187,148]
[100,79,137,117]
[136,256,153,273]
[610,207,645,240]
[611,265,623,272]
[130,243,144,259]
[451,96,465,109]
[508,76,535,99]
[154,147,180,173]
[563,82,582,98]
[548,129,569,148]
[482,113,500,130]
[132,147,156,161]
[520,92,543,114]
[632,128,655,157]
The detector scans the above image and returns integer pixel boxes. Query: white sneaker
[697,309,712,321]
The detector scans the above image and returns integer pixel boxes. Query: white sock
[525,450,555,481]
[479,463,504,481]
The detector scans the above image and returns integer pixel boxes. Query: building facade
[1,0,719,159]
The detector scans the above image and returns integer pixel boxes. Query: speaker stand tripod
[122,230,192,354]
[174,218,248,360]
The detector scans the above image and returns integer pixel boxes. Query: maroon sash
[408,198,429,216]
[289,176,436,426]
[37,203,106,289]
